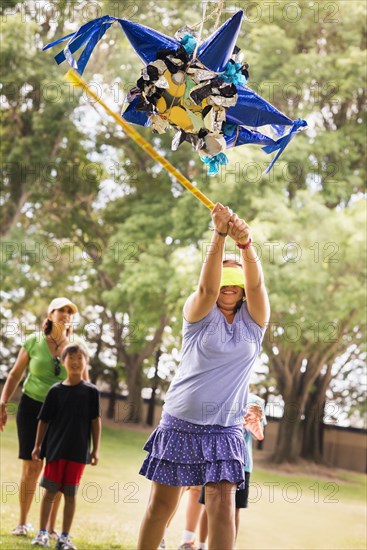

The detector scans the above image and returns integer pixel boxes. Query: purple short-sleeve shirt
[163,303,265,426]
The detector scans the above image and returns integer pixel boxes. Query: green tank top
[22,334,67,402]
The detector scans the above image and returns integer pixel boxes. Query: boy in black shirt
[31,343,101,550]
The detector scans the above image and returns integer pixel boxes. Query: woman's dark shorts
[198,471,251,509]
[16,393,43,460]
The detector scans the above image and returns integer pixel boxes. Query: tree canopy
[1,0,366,462]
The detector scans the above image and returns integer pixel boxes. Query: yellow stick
[65,69,215,211]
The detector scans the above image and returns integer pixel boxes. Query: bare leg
[137,482,182,550]
[166,487,185,529]
[185,486,203,532]
[47,491,62,532]
[62,494,76,534]
[199,509,208,544]
[39,490,58,531]
[205,481,236,550]
[18,460,43,525]
[235,508,240,541]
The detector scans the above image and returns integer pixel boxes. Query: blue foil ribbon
[43,15,116,74]
[222,121,238,137]
[180,34,197,55]
[201,153,229,176]
[262,119,307,173]
[220,61,246,86]
[43,15,182,72]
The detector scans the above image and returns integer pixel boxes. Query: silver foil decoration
[174,25,198,41]
[202,134,227,156]
[187,68,218,83]
[155,76,169,88]
[208,94,238,108]
[149,114,169,134]
[149,59,168,75]
[171,129,183,151]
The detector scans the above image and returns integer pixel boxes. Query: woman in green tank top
[0,297,89,538]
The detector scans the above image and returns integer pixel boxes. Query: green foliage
[253,192,365,354]
[1,0,366,435]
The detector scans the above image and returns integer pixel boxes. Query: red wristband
[236,238,252,250]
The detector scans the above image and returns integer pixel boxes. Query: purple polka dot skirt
[139,412,246,487]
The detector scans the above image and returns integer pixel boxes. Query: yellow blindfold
[221,267,244,288]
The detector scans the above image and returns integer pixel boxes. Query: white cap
[48,297,78,314]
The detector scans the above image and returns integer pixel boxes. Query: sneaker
[12,524,29,536]
[31,531,50,547]
[158,539,166,549]
[56,535,77,550]
[178,543,197,550]
[49,530,59,541]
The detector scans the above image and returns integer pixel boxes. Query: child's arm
[244,403,263,425]
[32,420,49,461]
[90,417,101,465]
[243,403,264,440]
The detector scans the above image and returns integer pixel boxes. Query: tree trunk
[107,389,117,420]
[272,397,303,463]
[116,313,167,424]
[146,387,157,426]
[146,349,162,426]
[106,368,120,420]
[301,383,327,462]
[301,368,332,462]
[126,363,142,423]
[264,316,353,464]
[301,404,325,463]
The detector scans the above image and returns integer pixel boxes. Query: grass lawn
[1,418,366,550]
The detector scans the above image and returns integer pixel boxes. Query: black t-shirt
[38,381,100,464]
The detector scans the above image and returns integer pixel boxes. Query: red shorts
[40,459,85,496]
